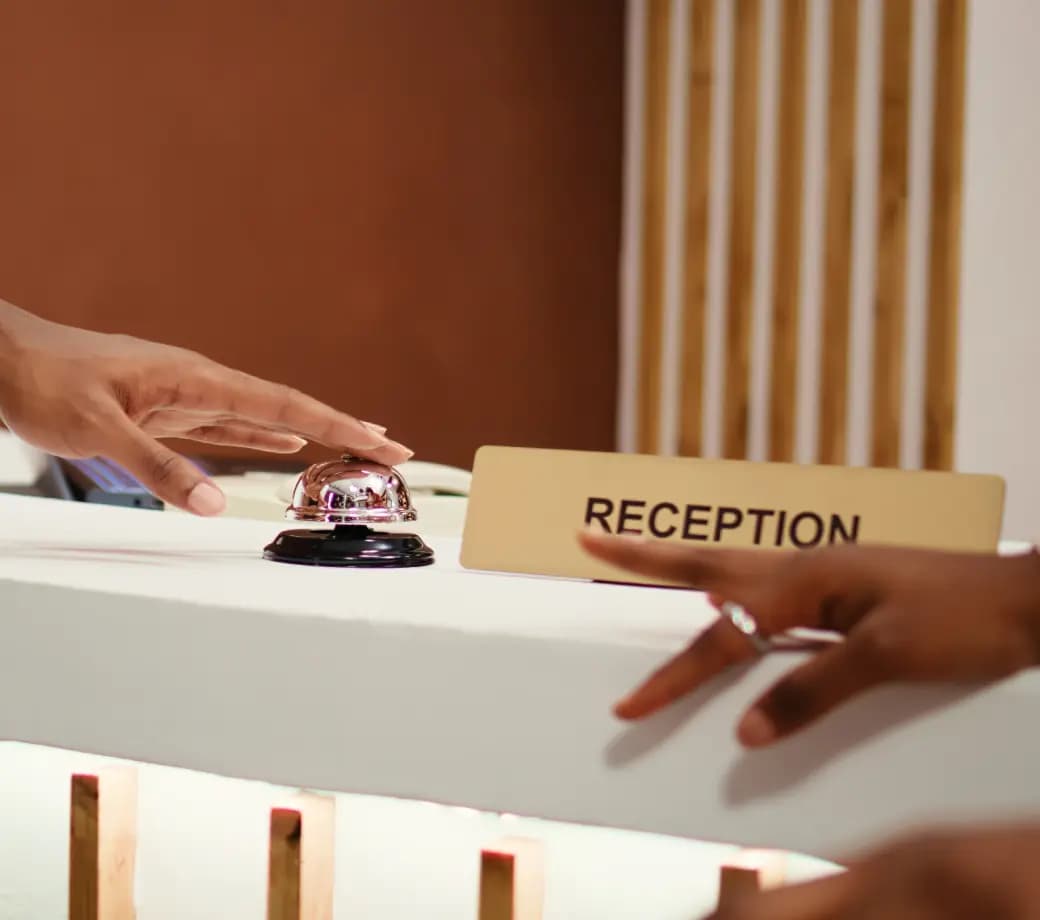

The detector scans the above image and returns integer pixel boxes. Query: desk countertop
[1,491,1038,859]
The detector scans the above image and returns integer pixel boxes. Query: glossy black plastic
[263,525,434,568]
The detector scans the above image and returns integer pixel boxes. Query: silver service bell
[263,456,434,568]
[284,456,418,525]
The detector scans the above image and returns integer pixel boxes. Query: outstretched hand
[579,530,1040,747]
[0,301,411,515]
[708,823,1040,920]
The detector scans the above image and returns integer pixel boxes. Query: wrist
[0,300,34,421]
[0,299,30,363]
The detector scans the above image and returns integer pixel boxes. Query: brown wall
[0,1,623,468]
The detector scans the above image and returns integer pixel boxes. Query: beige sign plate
[460,447,1005,584]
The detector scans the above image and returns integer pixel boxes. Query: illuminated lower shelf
[3,742,840,919]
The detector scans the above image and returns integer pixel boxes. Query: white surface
[0,743,837,920]
[0,431,46,486]
[956,0,1040,541]
[1,494,1039,861]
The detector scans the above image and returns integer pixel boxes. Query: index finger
[578,529,784,597]
[614,617,760,719]
[188,367,412,465]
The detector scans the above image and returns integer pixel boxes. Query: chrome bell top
[284,456,417,525]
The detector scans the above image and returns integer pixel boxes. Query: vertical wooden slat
[717,865,762,910]
[69,777,100,920]
[817,0,860,465]
[638,0,674,455]
[478,838,544,920]
[479,852,516,920]
[266,795,336,920]
[768,0,809,462]
[69,769,137,920]
[716,850,787,912]
[678,0,716,457]
[266,796,336,920]
[872,0,914,467]
[267,809,303,920]
[924,0,968,470]
[722,0,762,459]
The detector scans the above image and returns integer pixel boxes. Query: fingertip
[186,480,226,517]
[613,688,660,721]
[737,708,777,748]
[359,441,413,466]
[612,696,637,719]
[384,442,414,464]
[577,527,605,549]
[578,528,646,552]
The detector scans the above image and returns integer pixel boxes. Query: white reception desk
[1,485,1038,864]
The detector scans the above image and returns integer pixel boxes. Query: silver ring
[720,601,771,655]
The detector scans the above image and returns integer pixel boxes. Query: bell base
[263,525,435,568]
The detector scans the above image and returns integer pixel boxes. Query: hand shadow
[602,636,976,808]
[603,664,754,769]
[723,683,974,806]
[602,638,833,769]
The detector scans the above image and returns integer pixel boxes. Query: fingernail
[388,440,414,460]
[363,421,388,435]
[737,709,776,748]
[187,481,226,517]
[286,436,307,451]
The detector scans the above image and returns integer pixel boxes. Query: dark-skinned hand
[579,530,1040,747]
[708,823,1040,920]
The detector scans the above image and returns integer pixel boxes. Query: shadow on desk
[604,665,973,805]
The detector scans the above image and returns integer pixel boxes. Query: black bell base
[263,525,435,568]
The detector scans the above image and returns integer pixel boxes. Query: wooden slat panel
[678,0,716,457]
[817,0,860,465]
[68,769,137,920]
[768,0,809,462]
[925,0,968,470]
[872,0,914,467]
[722,0,762,459]
[638,0,674,455]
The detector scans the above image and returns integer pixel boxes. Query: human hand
[708,823,1040,919]
[0,301,411,515]
[579,531,1040,746]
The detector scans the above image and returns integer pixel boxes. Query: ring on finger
[720,601,771,655]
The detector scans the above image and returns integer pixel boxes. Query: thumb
[107,423,226,516]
